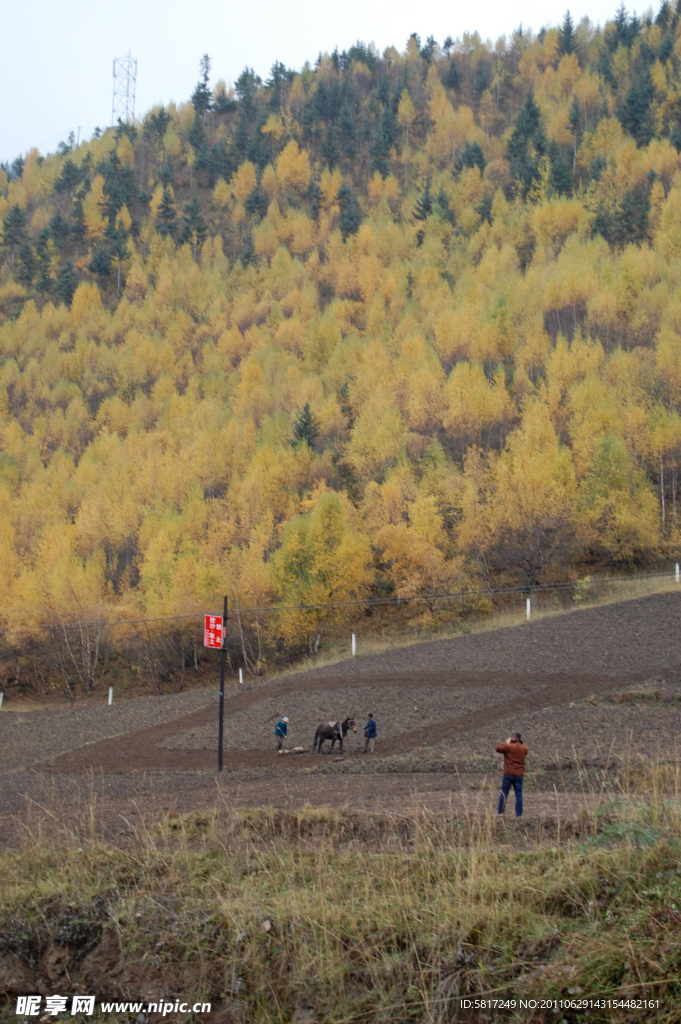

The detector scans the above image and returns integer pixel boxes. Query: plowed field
[2,591,681,840]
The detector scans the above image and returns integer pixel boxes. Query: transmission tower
[112,53,137,126]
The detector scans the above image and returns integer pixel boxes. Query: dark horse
[313,717,357,754]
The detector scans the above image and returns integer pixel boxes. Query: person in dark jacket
[364,713,377,753]
[496,732,529,817]
[274,716,289,753]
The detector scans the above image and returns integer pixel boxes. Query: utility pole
[217,595,227,772]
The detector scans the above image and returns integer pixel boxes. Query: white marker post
[0,691,3,710]
[351,633,357,656]
[526,597,531,621]
[108,686,113,705]
[239,667,243,685]
[676,563,679,584]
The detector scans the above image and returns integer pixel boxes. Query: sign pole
[218,595,227,773]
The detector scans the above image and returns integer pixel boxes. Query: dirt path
[0,689,217,773]
[1,768,663,848]
[49,669,634,774]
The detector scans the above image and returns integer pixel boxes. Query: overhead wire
[0,567,677,640]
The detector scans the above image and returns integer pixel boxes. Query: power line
[0,568,678,641]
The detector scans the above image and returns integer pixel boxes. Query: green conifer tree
[548,142,572,195]
[2,204,27,263]
[191,54,212,117]
[158,159,174,186]
[292,403,320,448]
[101,150,133,227]
[322,124,339,169]
[54,159,82,193]
[108,227,130,297]
[339,103,357,158]
[55,260,79,307]
[557,11,577,56]
[370,104,396,177]
[413,176,433,245]
[308,181,323,222]
[88,245,112,280]
[16,243,35,288]
[156,186,177,239]
[35,229,53,295]
[443,58,460,88]
[143,106,172,142]
[508,90,547,197]
[241,229,256,267]
[413,177,433,221]
[180,197,208,258]
[71,197,86,243]
[455,142,486,175]
[621,67,655,147]
[245,183,268,220]
[49,210,70,249]
[337,182,362,240]
[569,95,582,178]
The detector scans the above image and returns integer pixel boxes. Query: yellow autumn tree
[271,489,373,651]
[461,403,577,585]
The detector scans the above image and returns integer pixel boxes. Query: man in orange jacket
[495,732,529,817]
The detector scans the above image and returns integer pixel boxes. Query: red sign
[204,614,224,649]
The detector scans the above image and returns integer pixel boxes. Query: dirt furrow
[49,670,635,774]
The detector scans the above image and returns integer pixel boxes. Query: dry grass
[1,763,681,1022]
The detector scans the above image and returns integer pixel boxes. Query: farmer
[495,732,529,818]
[364,713,377,753]
[274,716,289,753]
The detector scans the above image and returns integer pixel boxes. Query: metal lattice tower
[112,53,137,126]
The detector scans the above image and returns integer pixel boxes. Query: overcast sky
[3,0,629,163]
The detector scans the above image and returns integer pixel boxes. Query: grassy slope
[1,780,681,1022]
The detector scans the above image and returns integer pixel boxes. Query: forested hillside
[3,4,681,682]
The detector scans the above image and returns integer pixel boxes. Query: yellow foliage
[397,90,416,129]
[320,167,342,208]
[533,198,582,248]
[83,175,106,239]
[368,172,385,204]
[346,392,406,478]
[1,20,680,666]
[231,161,257,202]
[31,207,51,233]
[276,140,311,193]
[443,363,511,446]
[116,205,132,232]
[261,164,278,199]
[262,114,285,141]
[163,126,182,155]
[117,136,135,166]
[149,183,165,219]
[70,283,104,325]
[254,219,279,260]
[212,178,231,207]
[272,489,372,647]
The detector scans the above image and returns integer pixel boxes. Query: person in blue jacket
[274,716,289,753]
[364,713,377,753]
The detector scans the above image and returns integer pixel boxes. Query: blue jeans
[498,774,523,817]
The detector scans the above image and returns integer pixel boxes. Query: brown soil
[287,589,681,680]
[160,682,538,750]
[2,592,681,844]
[47,669,632,773]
